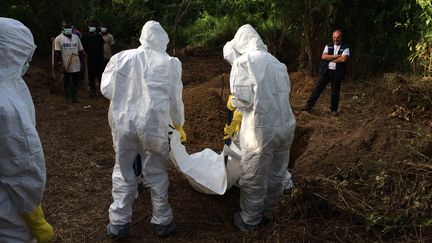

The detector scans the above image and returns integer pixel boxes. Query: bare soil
[24,53,432,242]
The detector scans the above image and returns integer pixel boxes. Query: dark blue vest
[319,42,349,80]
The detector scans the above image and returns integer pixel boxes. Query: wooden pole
[220,73,226,99]
[51,39,56,79]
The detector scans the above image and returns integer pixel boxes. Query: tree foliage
[406,0,432,75]
[0,0,427,77]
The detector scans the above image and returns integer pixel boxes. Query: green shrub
[182,11,237,49]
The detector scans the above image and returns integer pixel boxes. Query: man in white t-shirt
[301,29,350,115]
[54,21,85,102]
[100,24,115,70]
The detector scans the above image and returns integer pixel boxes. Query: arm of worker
[321,45,343,61]
[110,34,116,54]
[53,37,64,71]
[100,54,119,100]
[224,110,242,140]
[1,115,56,242]
[332,48,350,63]
[322,46,350,62]
[0,115,45,213]
[0,115,55,242]
[321,53,341,61]
[79,50,86,68]
[77,38,85,67]
[169,58,186,142]
[331,54,349,63]
[223,41,240,65]
[54,50,63,71]
[229,59,254,111]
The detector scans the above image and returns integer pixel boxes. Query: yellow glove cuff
[174,124,187,142]
[231,110,242,133]
[227,95,236,111]
[224,110,242,140]
[232,110,242,124]
[21,205,55,243]
[224,124,235,140]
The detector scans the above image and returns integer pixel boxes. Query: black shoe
[153,221,176,237]
[261,216,274,227]
[283,187,293,195]
[330,110,339,116]
[233,212,258,232]
[107,223,129,239]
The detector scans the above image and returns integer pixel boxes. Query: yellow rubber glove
[223,110,242,140]
[174,124,187,142]
[21,205,55,243]
[227,95,236,111]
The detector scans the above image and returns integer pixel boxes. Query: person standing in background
[81,22,104,97]
[54,21,85,103]
[100,24,115,71]
[301,29,350,115]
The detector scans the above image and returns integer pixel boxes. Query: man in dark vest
[301,29,350,115]
[81,22,104,97]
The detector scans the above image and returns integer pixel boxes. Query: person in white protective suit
[0,18,55,242]
[223,24,296,231]
[101,21,186,239]
[223,102,294,193]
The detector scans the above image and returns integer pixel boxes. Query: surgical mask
[101,27,107,33]
[89,26,96,32]
[63,28,72,35]
[21,61,29,76]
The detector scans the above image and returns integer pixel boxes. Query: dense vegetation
[1,0,431,77]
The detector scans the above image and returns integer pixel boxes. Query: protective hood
[223,40,240,65]
[231,24,267,55]
[139,20,169,52]
[0,17,36,81]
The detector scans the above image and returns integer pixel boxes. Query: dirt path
[24,54,431,242]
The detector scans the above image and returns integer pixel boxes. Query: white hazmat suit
[224,25,296,226]
[0,18,54,242]
[101,21,184,233]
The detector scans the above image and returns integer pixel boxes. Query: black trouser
[305,70,342,112]
[64,72,81,102]
[102,59,110,71]
[88,60,103,94]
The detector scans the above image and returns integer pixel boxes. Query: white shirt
[54,34,83,73]
[323,44,350,70]
[102,33,115,60]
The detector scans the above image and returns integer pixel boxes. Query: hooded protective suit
[224,24,296,226]
[101,21,184,227]
[0,18,47,241]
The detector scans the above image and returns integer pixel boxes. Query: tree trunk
[172,0,192,56]
[303,0,315,75]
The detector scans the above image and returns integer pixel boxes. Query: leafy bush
[182,12,236,49]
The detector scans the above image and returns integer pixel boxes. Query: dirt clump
[183,84,227,153]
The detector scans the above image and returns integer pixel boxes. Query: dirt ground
[24,53,432,242]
